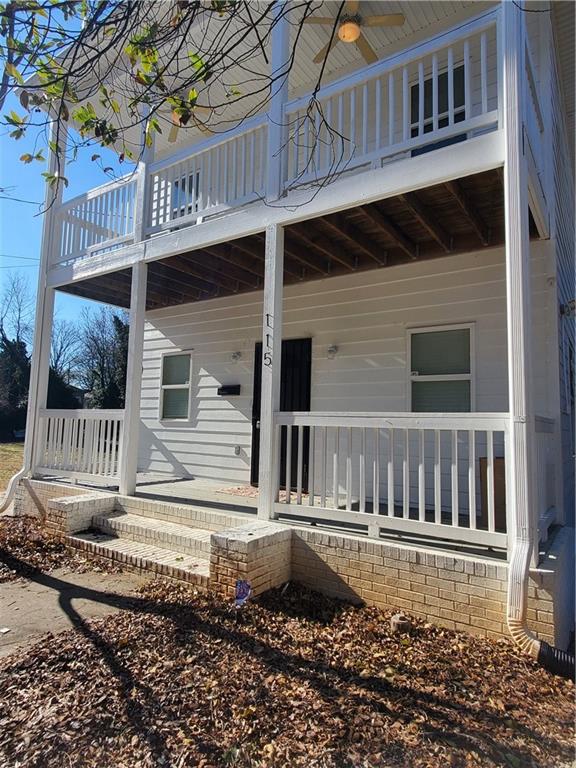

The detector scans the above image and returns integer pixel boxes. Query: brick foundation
[291,526,572,645]
[210,522,292,598]
[13,479,105,520]
[13,479,572,646]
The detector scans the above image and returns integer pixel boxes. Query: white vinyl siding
[138,245,549,485]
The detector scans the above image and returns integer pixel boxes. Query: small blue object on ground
[234,579,252,609]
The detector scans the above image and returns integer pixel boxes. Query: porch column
[266,2,290,201]
[24,119,67,474]
[133,103,155,243]
[257,224,284,519]
[118,261,147,496]
[502,2,537,579]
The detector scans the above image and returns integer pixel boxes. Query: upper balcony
[47,5,547,277]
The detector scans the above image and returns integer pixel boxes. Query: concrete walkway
[0,568,147,659]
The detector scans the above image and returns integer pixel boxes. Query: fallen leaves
[0,579,573,767]
[0,516,123,582]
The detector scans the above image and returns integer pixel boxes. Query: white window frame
[406,323,476,412]
[159,350,193,422]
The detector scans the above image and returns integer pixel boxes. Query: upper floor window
[408,325,474,412]
[160,352,192,420]
[410,65,466,155]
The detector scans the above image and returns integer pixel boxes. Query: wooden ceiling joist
[166,254,248,294]
[283,233,330,275]
[149,261,213,298]
[361,204,418,260]
[444,180,490,246]
[203,244,264,285]
[319,214,386,266]
[289,223,357,272]
[399,192,453,254]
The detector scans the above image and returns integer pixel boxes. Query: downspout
[502,0,573,680]
[0,469,27,514]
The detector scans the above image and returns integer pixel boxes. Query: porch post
[502,3,537,572]
[118,261,147,495]
[266,2,290,201]
[257,224,284,519]
[133,103,155,243]
[24,119,67,474]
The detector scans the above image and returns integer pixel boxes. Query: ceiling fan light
[338,20,361,43]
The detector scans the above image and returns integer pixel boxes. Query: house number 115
[263,313,273,368]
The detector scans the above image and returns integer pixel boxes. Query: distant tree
[77,306,128,408]
[50,317,80,384]
[0,274,81,438]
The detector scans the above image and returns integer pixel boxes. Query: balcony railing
[52,177,137,268]
[272,411,510,549]
[284,16,498,188]
[48,9,513,270]
[36,409,124,483]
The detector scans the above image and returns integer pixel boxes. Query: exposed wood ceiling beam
[400,192,453,253]
[114,270,191,304]
[165,254,254,293]
[149,261,214,298]
[202,245,265,285]
[361,205,418,260]
[283,233,330,275]
[63,282,132,309]
[444,180,490,246]
[289,223,357,272]
[318,214,386,265]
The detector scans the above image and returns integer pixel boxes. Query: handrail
[275,411,510,432]
[285,10,498,113]
[39,408,125,419]
[59,173,137,211]
[149,113,268,174]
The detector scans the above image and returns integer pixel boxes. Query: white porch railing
[272,412,509,549]
[146,116,268,234]
[284,15,498,188]
[52,176,137,267]
[534,415,556,541]
[35,409,124,482]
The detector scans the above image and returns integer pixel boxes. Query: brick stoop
[68,531,210,586]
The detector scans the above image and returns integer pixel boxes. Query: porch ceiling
[59,168,536,311]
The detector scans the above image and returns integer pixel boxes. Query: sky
[0,91,130,337]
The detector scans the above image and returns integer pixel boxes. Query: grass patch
[0,443,24,494]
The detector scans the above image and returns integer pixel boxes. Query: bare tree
[50,317,81,383]
[0,272,34,345]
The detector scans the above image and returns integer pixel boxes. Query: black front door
[250,337,312,487]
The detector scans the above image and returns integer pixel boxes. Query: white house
[8,1,575,670]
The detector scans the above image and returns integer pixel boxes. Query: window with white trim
[160,352,192,420]
[408,326,473,412]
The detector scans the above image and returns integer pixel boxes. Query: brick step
[67,531,210,586]
[93,511,212,557]
[116,495,252,533]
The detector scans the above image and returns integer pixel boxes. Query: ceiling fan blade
[345,0,359,12]
[313,37,338,64]
[304,16,339,25]
[355,33,378,64]
[364,14,406,27]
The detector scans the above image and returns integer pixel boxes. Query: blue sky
[0,92,129,334]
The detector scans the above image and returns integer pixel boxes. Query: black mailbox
[217,384,241,396]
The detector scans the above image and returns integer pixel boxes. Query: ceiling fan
[306,1,405,65]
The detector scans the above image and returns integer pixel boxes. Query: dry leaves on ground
[0,580,573,768]
[0,516,123,583]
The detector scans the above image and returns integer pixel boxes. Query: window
[410,64,466,156]
[172,171,201,220]
[160,352,192,420]
[408,326,474,412]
